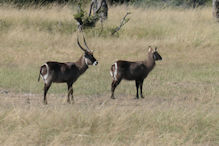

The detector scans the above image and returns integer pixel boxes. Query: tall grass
[132,0,212,8]
[0,5,218,145]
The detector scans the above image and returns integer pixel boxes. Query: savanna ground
[0,4,218,146]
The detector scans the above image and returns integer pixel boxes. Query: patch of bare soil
[0,87,197,111]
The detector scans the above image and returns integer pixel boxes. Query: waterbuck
[38,35,98,104]
[110,46,162,99]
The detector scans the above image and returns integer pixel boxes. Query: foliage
[73,5,99,28]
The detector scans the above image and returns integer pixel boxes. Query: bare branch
[111,12,131,35]
[89,2,94,17]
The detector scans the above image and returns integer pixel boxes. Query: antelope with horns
[38,34,98,104]
[110,46,162,99]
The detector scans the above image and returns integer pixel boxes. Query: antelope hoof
[135,96,139,99]
[111,96,115,99]
[43,100,48,105]
[141,96,144,99]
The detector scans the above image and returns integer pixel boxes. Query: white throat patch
[85,58,89,66]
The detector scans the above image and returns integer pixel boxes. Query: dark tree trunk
[193,0,197,8]
[107,0,113,5]
[89,0,108,20]
[213,0,219,20]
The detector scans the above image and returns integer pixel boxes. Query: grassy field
[0,5,218,145]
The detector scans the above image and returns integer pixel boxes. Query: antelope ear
[155,47,158,51]
[148,46,152,52]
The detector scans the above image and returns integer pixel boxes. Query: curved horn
[77,34,87,52]
[82,33,93,52]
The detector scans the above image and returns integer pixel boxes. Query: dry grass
[0,92,218,146]
[0,5,218,145]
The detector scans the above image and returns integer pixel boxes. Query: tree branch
[111,12,131,35]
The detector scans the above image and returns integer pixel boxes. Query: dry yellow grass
[0,5,218,145]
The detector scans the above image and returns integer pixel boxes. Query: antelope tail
[38,66,42,82]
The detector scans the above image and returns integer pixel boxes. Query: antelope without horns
[110,46,162,99]
[38,34,98,104]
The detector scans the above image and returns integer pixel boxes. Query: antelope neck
[144,53,155,70]
[76,55,89,74]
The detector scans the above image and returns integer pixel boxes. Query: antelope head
[148,46,162,61]
[77,34,98,66]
